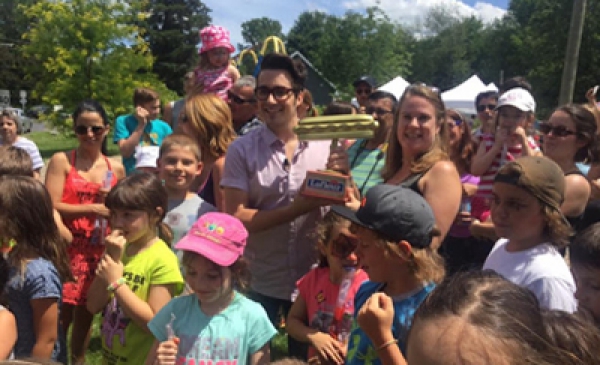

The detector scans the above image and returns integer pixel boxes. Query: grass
[27,131,120,160]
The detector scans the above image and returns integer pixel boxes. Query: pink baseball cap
[175,212,248,266]
[199,25,235,54]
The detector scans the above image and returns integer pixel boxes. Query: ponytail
[158,222,173,247]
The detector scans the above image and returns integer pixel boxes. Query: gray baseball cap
[332,185,436,249]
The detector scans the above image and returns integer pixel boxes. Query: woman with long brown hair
[177,93,236,211]
[382,85,462,249]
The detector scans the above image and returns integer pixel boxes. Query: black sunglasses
[255,86,295,101]
[538,123,576,137]
[228,92,256,105]
[331,234,359,259]
[365,107,392,116]
[477,104,497,112]
[75,125,105,135]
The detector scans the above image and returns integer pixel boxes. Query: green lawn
[27,131,120,160]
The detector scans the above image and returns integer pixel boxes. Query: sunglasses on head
[538,123,576,137]
[228,92,256,105]
[477,104,497,112]
[75,125,105,135]
[331,233,359,259]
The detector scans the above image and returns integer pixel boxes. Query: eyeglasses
[255,86,295,101]
[538,123,576,137]
[355,88,372,95]
[477,104,497,112]
[75,125,105,135]
[228,92,256,105]
[366,107,392,116]
[446,119,463,127]
[331,234,359,259]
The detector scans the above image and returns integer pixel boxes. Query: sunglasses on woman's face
[538,123,576,137]
[331,233,359,259]
[228,91,257,105]
[75,125,105,135]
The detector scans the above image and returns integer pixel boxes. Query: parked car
[2,107,33,133]
[26,104,51,119]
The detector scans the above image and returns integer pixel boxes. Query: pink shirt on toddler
[295,267,368,359]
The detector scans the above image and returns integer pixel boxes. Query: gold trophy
[294,114,378,202]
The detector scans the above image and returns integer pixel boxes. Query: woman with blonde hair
[382,84,462,249]
[178,93,236,210]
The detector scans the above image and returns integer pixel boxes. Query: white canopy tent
[378,76,410,100]
[441,75,491,115]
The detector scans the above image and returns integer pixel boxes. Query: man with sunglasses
[228,75,262,135]
[353,75,377,112]
[222,53,335,360]
[472,91,498,145]
[114,87,172,175]
[346,91,397,196]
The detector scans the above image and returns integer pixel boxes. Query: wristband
[107,278,126,292]
[376,338,398,351]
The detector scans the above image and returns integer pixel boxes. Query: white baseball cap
[497,88,536,113]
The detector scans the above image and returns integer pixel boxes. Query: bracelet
[107,278,126,292]
[376,338,398,351]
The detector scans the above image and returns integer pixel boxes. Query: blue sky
[203,0,510,48]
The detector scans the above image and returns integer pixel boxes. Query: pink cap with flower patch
[199,25,235,54]
[175,212,247,266]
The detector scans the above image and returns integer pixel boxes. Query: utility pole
[559,0,587,104]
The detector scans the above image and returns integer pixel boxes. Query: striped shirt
[2,137,44,170]
[347,139,386,196]
[476,134,539,199]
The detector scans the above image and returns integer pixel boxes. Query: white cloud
[343,0,506,27]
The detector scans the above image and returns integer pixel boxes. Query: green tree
[287,7,412,94]
[143,0,211,94]
[21,0,175,131]
[240,17,285,48]
[0,0,39,105]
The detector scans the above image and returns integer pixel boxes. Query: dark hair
[133,87,160,106]
[314,211,349,267]
[72,99,110,155]
[553,104,600,163]
[542,310,600,364]
[323,101,358,116]
[571,222,600,269]
[0,176,73,283]
[105,173,173,246]
[409,270,577,365]
[442,109,475,174]
[475,91,499,108]
[0,255,8,306]
[368,91,398,113]
[500,76,532,94]
[0,146,34,177]
[181,251,251,292]
[258,54,306,93]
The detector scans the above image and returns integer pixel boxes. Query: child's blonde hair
[373,230,445,284]
[158,133,202,162]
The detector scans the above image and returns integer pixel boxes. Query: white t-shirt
[483,238,577,313]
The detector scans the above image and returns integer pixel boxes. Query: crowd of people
[1,23,600,365]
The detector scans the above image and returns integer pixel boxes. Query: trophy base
[301,170,350,202]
